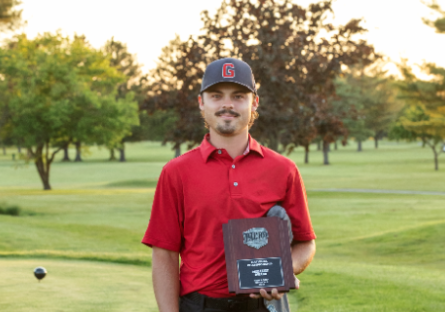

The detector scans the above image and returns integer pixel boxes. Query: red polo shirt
[142,134,316,298]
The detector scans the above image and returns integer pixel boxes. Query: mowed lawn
[0,140,444,311]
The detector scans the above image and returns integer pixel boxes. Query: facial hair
[214,109,241,135]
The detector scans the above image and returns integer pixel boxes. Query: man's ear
[252,94,259,111]
[198,94,204,111]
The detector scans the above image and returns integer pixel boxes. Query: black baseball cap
[200,58,257,94]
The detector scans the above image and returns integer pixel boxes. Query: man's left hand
[249,277,300,300]
[249,288,284,300]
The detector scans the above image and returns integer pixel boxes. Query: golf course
[1,140,444,312]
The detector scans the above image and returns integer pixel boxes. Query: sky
[19,0,445,77]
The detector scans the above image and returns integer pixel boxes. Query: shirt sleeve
[141,164,184,251]
[281,165,316,241]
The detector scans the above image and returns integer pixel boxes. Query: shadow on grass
[104,179,158,188]
[0,250,151,267]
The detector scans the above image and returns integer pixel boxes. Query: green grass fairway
[0,259,157,312]
[1,139,444,311]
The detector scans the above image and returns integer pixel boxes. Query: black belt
[183,292,263,311]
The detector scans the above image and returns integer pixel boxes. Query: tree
[362,71,400,148]
[0,33,139,189]
[333,65,398,151]
[334,75,371,151]
[395,64,445,170]
[147,35,207,156]
[391,3,445,171]
[0,0,22,154]
[0,0,23,32]
[281,106,316,164]
[423,0,445,33]
[200,0,377,166]
[103,38,145,162]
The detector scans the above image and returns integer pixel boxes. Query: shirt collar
[200,133,264,162]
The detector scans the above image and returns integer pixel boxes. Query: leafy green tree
[334,65,398,151]
[0,33,138,189]
[0,0,23,31]
[363,72,400,148]
[394,64,445,170]
[103,38,146,161]
[423,0,445,33]
[147,35,207,156]
[0,0,22,153]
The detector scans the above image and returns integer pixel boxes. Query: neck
[208,128,249,159]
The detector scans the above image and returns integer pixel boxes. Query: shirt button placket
[230,162,241,196]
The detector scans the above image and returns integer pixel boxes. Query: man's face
[198,82,259,136]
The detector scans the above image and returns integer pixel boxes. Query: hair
[200,93,259,129]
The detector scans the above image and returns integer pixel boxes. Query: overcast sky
[20,0,445,77]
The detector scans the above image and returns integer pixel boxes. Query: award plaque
[222,217,295,294]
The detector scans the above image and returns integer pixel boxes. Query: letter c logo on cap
[222,63,235,78]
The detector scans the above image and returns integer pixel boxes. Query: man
[142,58,316,312]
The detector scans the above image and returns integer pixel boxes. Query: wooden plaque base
[222,217,295,294]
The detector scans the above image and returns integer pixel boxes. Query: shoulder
[260,145,297,170]
[162,146,201,173]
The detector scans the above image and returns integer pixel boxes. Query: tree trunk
[334,141,338,150]
[2,145,5,155]
[174,145,181,158]
[109,148,116,161]
[74,141,82,162]
[323,140,329,165]
[304,144,309,164]
[374,135,379,149]
[62,146,70,161]
[119,146,126,162]
[32,146,52,190]
[317,141,321,151]
[357,141,362,152]
[432,146,439,171]
[35,159,51,190]
[17,144,21,154]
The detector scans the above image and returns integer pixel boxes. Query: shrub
[0,204,21,216]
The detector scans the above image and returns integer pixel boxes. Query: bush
[0,203,21,216]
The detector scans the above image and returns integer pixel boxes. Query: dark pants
[179,294,270,312]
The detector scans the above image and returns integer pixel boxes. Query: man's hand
[249,276,300,300]
[249,288,284,300]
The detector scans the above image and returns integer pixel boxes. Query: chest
[180,157,289,223]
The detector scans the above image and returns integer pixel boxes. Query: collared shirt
[142,134,316,298]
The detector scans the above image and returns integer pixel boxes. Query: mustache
[215,109,240,117]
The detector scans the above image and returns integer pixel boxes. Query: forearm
[291,239,316,275]
[152,247,180,312]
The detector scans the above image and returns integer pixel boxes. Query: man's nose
[221,97,234,109]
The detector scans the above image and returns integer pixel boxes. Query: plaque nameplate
[237,257,285,289]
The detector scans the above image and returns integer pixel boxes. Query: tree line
[0,0,444,191]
